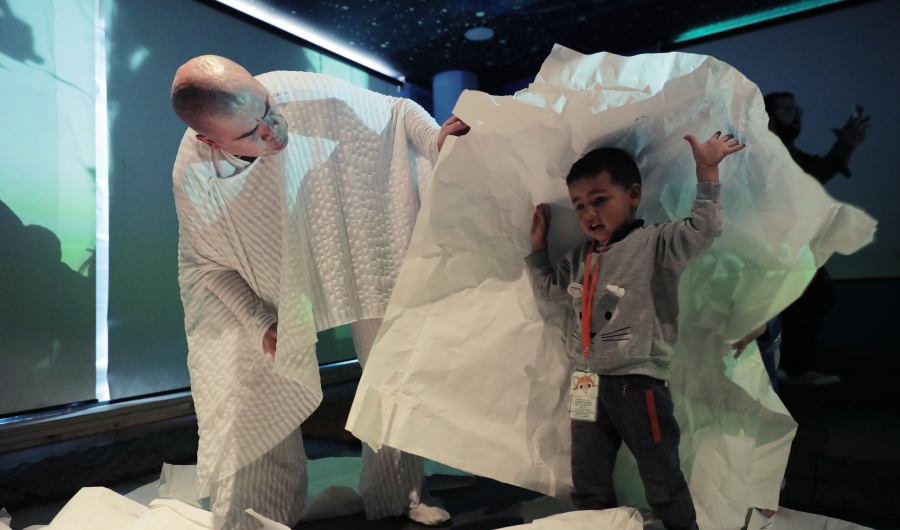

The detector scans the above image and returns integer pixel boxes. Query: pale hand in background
[732,322,767,358]
[263,323,278,357]
[438,115,470,151]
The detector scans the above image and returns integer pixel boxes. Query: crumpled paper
[502,507,872,530]
[44,488,147,529]
[128,499,223,530]
[347,45,877,530]
[747,508,873,530]
[41,488,227,530]
[515,501,874,529]
[507,507,644,529]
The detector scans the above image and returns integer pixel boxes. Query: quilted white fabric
[173,71,439,498]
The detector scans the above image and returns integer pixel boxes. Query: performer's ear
[196,134,222,150]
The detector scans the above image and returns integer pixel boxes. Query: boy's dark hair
[763,91,794,115]
[565,147,641,189]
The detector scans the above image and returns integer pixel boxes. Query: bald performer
[171,56,467,529]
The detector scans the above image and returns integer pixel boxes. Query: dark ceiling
[249,0,847,90]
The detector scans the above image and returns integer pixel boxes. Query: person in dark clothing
[733,316,783,394]
[764,92,870,385]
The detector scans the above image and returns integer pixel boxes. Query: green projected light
[674,0,845,43]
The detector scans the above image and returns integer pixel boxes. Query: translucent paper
[347,46,877,529]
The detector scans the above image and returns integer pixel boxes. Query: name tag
[569,371,599,422]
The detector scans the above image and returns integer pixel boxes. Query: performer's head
[764,91,802,143]
[171,55,289,157]
[565,147,642,242]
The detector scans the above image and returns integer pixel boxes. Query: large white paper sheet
[46,488,147,530]
[506,507,644,529]
[749,508,873,530]
[347,45,877,530]
[503,507,873,530]
[129,499,223,530]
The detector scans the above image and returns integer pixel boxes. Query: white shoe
[408,503,452,526]
[407,486,452,527]
[777,370,840,385]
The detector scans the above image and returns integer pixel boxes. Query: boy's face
[568,171,642,242]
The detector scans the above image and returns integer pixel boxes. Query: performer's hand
[438,115,470,151]
[531,204,551,252]
[263,323,278,357]
[833,109,870,148]
[684,131,745,183]
[732,322,767,358]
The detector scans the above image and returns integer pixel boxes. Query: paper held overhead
[346,45,876,530]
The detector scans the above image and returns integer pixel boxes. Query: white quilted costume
[173,71,439,529]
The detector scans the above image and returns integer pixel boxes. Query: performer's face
[196,84,289,157]
[768,96,802,141]
[569,171,641,242]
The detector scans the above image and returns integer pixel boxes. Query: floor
[2,320,899,530]
[0,381,543,530]
[776,379,900,528]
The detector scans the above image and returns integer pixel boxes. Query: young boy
[527,132,744,530]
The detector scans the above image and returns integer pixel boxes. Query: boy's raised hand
[531,204,551,252]
[684,131,745,183]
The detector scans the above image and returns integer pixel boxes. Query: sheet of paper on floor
[347,45,877,530]
[747,508,873,530]
[515,498,874,529]
[506,507,645,529]
[506,507,873,530]
[34,487,229,530]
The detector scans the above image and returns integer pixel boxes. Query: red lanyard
[581,238,610,359]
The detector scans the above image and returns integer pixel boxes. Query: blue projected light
[674,0,845,43]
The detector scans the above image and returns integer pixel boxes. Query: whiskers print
[601,326,631,342]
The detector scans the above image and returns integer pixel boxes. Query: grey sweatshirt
[525,182,723,380]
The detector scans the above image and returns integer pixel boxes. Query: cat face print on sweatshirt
[569,282,632,347]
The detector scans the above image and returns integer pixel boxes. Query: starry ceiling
[231,0,853,90]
